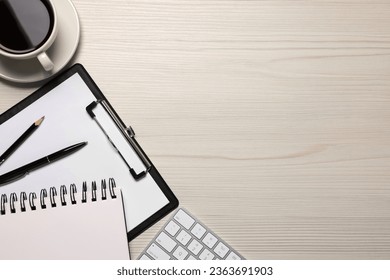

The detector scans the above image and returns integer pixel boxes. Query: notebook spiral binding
[0,178,117,215]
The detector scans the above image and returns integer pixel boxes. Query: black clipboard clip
[86,100,151,180]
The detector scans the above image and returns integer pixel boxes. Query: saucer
[0,0,80,84]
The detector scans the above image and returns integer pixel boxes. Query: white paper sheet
[0,73,169,231]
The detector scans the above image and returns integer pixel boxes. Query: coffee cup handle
[37,52,54,72]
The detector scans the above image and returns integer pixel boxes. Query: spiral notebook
[0,179,130,260]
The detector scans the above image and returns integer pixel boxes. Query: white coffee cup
[0,0,58,72]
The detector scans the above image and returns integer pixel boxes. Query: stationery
[0,64,178,240]
[0,141,87,185]
[0,116,44,167]
[0,179,130,260]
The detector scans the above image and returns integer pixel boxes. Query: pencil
[0,116,45,167]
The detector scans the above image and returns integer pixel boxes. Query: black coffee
[0,0,54,54]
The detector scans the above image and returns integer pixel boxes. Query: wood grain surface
[1,0,390,259]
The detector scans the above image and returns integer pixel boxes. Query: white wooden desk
[1,0,390,259]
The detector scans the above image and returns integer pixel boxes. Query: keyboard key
[176,230,191,246]
[173,246,188,260]
[165,220,180,236]
[214,242,229,258]
[138,208,245,260]
[156,232,177,252]
[188,239,203,256]
[139,254,151,260]
[174,209,195,229]
[226,251,242,260]
[199,248,214,260]
[191,223,206,239]
[202,232,218,248]
[146,243,171,260]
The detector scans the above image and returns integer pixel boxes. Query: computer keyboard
[138,208,245,260]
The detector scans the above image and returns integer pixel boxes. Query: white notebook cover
[0,189,130,260]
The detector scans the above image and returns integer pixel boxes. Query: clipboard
[0,64,179,241]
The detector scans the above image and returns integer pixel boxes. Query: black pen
[0,142,88,186]
[0,116,45,167]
